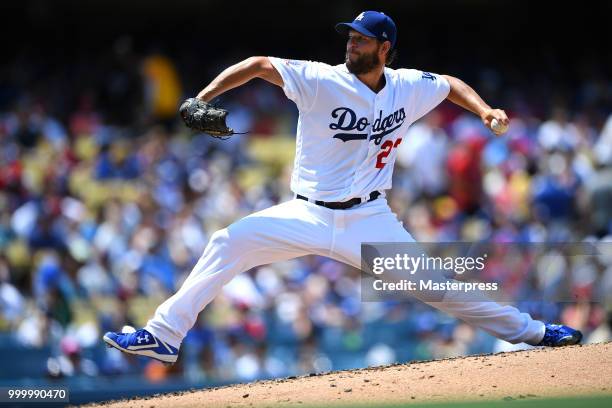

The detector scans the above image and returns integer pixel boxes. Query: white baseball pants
[145,197,545,348]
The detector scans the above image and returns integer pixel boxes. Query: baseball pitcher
[104,11,582,364]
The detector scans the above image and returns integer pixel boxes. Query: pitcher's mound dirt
[90,342,612,407]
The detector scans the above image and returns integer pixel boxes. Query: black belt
[297,191,381,210]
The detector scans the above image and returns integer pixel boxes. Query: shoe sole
[103,335,178,364]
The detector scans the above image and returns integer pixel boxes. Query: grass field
[335,395,612,408]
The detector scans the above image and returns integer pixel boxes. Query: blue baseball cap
[335,11,397,49]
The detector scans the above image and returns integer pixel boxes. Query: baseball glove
[179,98,242,138]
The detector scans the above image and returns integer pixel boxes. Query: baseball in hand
[491,118,509,135]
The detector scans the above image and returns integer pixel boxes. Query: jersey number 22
[375,138,402,169]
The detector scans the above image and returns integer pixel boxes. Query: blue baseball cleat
[537,324,583,347]
[103,328,179,364]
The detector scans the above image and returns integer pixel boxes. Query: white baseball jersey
[268,57,450,202]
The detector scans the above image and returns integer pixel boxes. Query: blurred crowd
[1,46,611,385]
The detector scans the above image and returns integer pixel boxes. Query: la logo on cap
[355,12,365,21]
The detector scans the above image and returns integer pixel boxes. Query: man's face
[345,29,381,75]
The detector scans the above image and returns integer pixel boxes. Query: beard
[345,48,381,75]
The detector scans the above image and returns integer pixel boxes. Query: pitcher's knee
[208,228,231,250]
[202,229,233,260]
[207,226,251,257]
